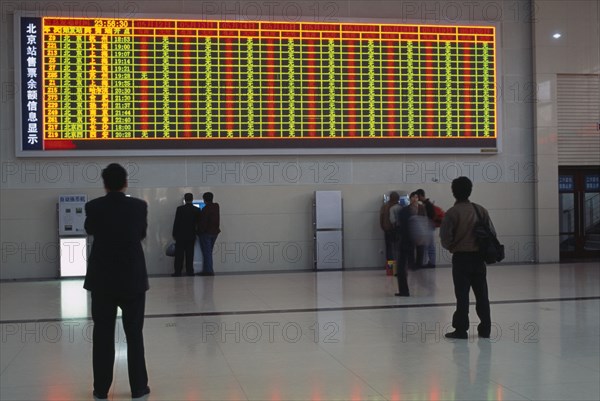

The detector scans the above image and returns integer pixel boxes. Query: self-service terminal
[191,198,205,273]
[382,191,410,207]
[58,194,88,277]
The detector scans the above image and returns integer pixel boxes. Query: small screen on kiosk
[192,200,205,210]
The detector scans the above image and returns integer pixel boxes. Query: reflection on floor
[1,262,599,400]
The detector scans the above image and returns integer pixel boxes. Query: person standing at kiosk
[172,192,201,277]
[380,191,400,264]
[197,192,220,276]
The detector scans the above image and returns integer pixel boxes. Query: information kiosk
[57,194,88,277]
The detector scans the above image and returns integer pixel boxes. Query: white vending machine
[313,191,343,270]
[58,194,88,277]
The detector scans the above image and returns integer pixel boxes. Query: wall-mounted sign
[16,14,499,155]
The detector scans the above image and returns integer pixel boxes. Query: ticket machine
[58,194,88,277]
[382,191,410,207]
[192,198,205,273]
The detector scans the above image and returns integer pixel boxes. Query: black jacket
[84,191,149,295]
[172,203,200,241]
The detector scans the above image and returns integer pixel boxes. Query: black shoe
[478,332,490,339]
[197,271,215,276]
[132,385,150,398]
[422,263,436,269]
[445,331,468,339]
[185,272,195,276]
[93,390,107,400]
[394,292,410,297]
[171,273,181,277]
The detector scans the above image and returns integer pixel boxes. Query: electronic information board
[16,14,499,156]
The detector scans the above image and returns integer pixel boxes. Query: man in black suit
[84,163,150,399]
[172,192,200,276]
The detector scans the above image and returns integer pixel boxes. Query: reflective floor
[1,262,599,401]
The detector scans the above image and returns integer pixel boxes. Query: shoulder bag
[472,203,505,264]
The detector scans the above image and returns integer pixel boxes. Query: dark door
[559,167,600,260]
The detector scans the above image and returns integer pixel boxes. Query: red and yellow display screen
[18,16,498,154]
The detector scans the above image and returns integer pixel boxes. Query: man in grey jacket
[440,176,495,339]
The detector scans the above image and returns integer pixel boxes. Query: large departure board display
[16,14,499,156]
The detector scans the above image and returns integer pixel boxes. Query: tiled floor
[1,262,599,401]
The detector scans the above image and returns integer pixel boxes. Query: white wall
[0,0,538,279]
[532,0,600,262]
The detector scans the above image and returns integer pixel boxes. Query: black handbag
[472,203,505,264]
[165,242,176,257]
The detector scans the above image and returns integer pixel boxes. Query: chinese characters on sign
[23,20,41,147]
[19,16,498,152]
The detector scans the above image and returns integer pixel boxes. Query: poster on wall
[15,13,500,156]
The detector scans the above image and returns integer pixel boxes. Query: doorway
[559,167,600,260]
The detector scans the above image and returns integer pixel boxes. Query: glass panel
[560,234,576,252]
[559,193,575,234]
[584,174,600,191]
[559,175,574,192]
[583,192,600,250]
